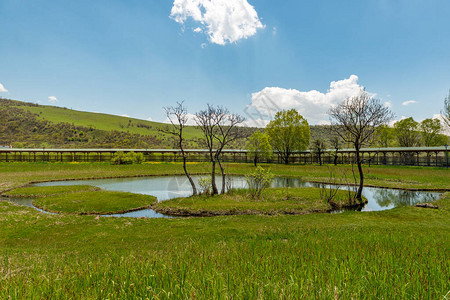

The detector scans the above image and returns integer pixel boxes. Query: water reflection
[28,175,441,213]
[371,189,438,208]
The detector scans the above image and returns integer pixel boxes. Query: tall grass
[1,222,448,299]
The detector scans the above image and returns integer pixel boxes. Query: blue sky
[1,0,450,126]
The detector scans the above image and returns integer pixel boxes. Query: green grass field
[0,162,449,298]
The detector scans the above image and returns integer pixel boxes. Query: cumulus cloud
[242,118,270,128]
[121,114,130,118]
[433,114,450,135]
[384,101,392,108]
[0,83,8,93]
[402,100,417,106]
[247,75,366,126]
[48,96,58,103]
[170,0,265,45]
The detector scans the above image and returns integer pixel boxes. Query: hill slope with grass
[0,98,212,149]
[0,98,333,149]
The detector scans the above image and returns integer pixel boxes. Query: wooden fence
[0,147,448,167]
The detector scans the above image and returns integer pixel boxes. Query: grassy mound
[154,187,366,216]
[2,185,100,198]
[33,191,157,215]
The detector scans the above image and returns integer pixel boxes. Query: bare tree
[330,135,341,165]
[443,90,450,129]
[312,139,325,166]
[329,92,394,201]
[195,105,245,195]
[212,110,246,194]
[160,102,197,195]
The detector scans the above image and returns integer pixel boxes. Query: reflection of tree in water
[373,189,438,207]
[271,177,309,188]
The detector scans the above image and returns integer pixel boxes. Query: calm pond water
[22,175,441,218]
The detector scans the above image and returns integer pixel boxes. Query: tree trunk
[182,154,197,195]
[217,159,226,194]
[211,160,218,195]
[254,156,257,167]
[333,153,338,165]
[355,146,364,201]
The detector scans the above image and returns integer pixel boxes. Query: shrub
[198,177,212,195]
[111,152,132,165]
[133,152,144,164]
[246,166,274,199]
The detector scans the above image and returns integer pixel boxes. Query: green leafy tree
[376,125,393,148]
[266,109,310,164]
[246,131,273,166]
[394,117,421,147]
[420,118,442,147]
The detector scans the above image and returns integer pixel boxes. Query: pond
[13,175,440,218]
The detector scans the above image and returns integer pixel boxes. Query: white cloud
[402,100,417,106]
[164,113,197,126]
[121,114,130,118]
[318,120,331,125]
[0,83,8,93]
[146,117,153,121]
[170,0,265,45]
[193,27,202,33]
[242,118,270,128]
[433,114,450,135]
[384,101,392,108]
[248,75,366,125]
[388,116,408,127]
[48,96,58,103]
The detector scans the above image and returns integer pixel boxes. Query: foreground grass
[0,194,449,299]
[32,189,157,215]
[0,162,449,298]
[155,188,364,216]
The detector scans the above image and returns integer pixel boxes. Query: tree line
[170,90,450,202]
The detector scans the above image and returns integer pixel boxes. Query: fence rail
[0,147,448,167]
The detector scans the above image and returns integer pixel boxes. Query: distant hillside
[6,97,440,150]
[0,98,257,149]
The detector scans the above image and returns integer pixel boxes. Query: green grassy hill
[22,104,202,140]
[0,98,256,149]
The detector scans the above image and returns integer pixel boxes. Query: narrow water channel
[12,175,439,218]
